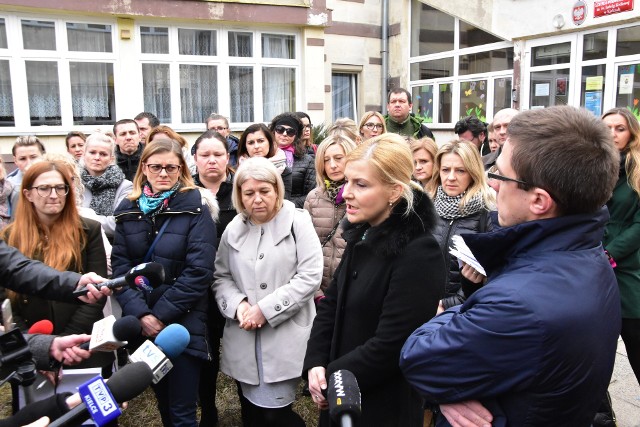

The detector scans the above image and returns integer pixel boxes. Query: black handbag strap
[144,217,172,263]
[321,214,345,247]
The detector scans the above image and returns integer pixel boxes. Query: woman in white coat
[213,156,323,427]
[80,133,132,238]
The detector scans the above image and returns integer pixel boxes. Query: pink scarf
[280,144,295,168]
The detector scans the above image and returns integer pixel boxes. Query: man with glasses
[401,106,621,426]
[205,113,239,167]
[114,119,143,181]
[384,88,435,140]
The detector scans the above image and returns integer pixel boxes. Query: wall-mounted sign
[573,0,587,25]
[594,0,634,17]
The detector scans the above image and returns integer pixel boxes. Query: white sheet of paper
[449,235,486,276]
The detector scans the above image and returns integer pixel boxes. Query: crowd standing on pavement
[0,85,635,427]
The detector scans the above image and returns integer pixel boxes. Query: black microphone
[0,392,72,427]
[73,262,165,297]
[78,315,142,351]
[49,361,154,427]
[328,370,361,427]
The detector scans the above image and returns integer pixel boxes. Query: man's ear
[529,187,557,218]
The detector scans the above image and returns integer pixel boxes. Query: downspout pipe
[381,0,389,114]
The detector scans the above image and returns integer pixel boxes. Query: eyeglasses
[145,164,181,175]
[363,123,384,131]
[303,124,313,130]
[210,126,228,132]
[31,184,69,198]
[274,125,296,137]
[487,172,528,186]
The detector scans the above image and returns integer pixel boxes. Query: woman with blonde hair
[112,139,216,427]
[304,135,357,302]
[148,125,196,174]
[214,156,322,427]
[602,107,640,385]
[304,134,445,427]
[410,137,438,189]
[1,160,107,335]
[327,118,361,144]
[427,139,495,310]
[358,111,387,142]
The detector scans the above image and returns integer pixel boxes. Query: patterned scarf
[433,185,485,220]
[0,179,12,228]
[324,179,345,206]
[280,144,295,168]
[81,165,125,216]
[138,181,180,217]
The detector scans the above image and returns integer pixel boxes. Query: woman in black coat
[269,113,316,208]
[427,140,495,310]
[112,139,217,427]
[303,134,446,427]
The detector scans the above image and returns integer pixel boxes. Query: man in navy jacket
[401,106,621,426]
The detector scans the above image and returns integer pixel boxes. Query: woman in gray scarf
[80,133,133,238]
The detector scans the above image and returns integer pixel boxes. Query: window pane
[412,86,433,123]
[459,80,487,121]
[263,67,295,122]
[67,23,112,52]
[22,20,56,50]
[411,1,454,56]
[580,65,606,116]
[180,64,217,123]
[583,31,608,61]
[531,42,571,66]
[410,57,454,80]
[439,83,452,123]
[229,31,253,57]
[459,48,513,75]
[70,62,115,125]
[230,66,254,122]
[0,60,14,126]
[178,29,216,56]
[493,77,512,112]
[142,63,171,123]
[459,21,503,49]
[262,34,295,59]
[332,73,356,121]
[530,70,570,108]
[141,26,169,54]
[26,61,61,125]
[0,18,7,49]
[617,25,640,57]
[616,64,640,119]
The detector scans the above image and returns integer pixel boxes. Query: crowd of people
[0,85,636,427]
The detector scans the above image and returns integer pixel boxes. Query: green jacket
[384,113,435,140]
[604,174,640,318]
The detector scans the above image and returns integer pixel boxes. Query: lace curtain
[179,29,216,56]
[230,66,254,122]
[69,62,114,123]
[180,64,218,123]
[67,23,112,52]
[143,63,172,123]
[0,61,13,121]
[332,73,356,121]
[141,27,169,54]
[26,60,61,125]
[263,67,295,122]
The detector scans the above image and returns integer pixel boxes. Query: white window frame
[0,13,118,135]
[137,22,301,132]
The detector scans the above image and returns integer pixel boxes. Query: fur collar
[341,189,437,257]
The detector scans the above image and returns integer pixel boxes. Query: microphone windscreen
[3,392,72,427]
[107,362,154,403]
[126,262,165,289]
[155,324,190,359]
[112,315,142,342]
[328,369,362,422]
[28,319,54,335]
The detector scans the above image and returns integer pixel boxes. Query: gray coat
[82,179,132,237]
[213,200,323,384]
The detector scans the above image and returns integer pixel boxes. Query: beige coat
[213,200,323,384]
[304,187,347,294]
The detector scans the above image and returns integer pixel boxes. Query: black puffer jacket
[432,209,492,309]
[288,153,316,208]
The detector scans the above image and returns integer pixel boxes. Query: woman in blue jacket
[112,139,217,427]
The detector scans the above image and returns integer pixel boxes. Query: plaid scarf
[433,185,484,220]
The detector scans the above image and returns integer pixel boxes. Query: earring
[389,200,393,207]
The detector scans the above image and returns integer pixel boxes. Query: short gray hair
[232,157,285,217]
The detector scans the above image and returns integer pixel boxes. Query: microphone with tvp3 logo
[128,323,190,384]
[73,262,165,297]
[48,361,153,427]
[328,369,362,427]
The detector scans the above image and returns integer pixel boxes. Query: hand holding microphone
[73,262,165,297]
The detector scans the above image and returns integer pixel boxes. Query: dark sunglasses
[274,125,296,137]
